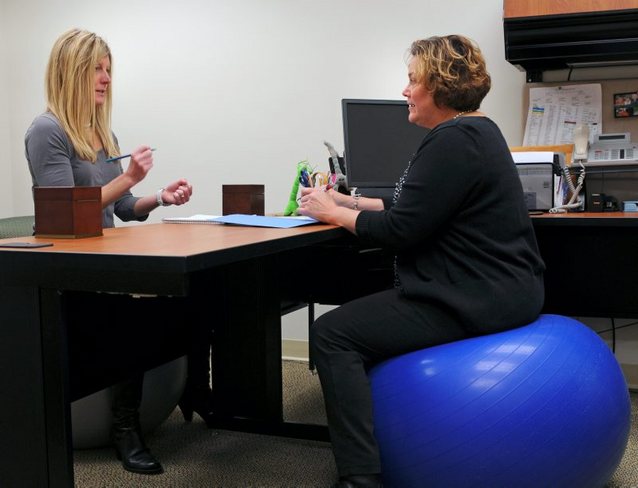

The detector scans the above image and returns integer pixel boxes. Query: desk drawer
[280,243,393,305]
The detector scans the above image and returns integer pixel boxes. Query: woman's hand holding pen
[124,145,154,184]
[160,178,193,206]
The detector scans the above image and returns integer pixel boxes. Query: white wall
[0,0,14,217]
[2,0,527,221]
[0,0,529,341]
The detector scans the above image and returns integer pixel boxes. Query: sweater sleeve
[25,114,76,187]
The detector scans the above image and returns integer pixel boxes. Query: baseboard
[282,339,309,362]
[283,341,638,390]
[621,362,638,390]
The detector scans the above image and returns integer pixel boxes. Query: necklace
[453,110,471,119]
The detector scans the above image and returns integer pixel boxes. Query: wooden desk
[2,213,635,487]
[532,212,638,317]
[0,223,342,488]
[293,212,638,318]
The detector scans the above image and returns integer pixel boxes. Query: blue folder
[213,214,319,228]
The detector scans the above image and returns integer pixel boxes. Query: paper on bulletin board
[523,84,602,147]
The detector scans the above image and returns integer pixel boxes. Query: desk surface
[0,222,343,295]
[531,211,638,226]
[0,221,341,256]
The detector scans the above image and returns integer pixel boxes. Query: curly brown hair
[409,35,491,112]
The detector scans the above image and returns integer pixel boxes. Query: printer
[512,151,563,211]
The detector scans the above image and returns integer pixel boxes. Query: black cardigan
[356,116,545,334]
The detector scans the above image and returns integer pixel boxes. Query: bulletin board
[522,78,638,145]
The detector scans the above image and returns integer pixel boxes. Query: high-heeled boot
[112,376,163,475]
[113,423,163,475]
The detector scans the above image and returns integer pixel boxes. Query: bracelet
[352,193,361,210]
[156,188,170,207]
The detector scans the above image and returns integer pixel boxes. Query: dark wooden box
[222,184,264,215]
[34,186,102,238]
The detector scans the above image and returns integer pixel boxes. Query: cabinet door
[504,0,638,18]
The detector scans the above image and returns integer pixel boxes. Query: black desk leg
[40,288,74,487]
[308,302,315,373]
[0,286,73,488]
[211,256,283,425]
[206,257,329,441]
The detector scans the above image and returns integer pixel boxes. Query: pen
[299,169,311,187]
[105,148,156,163]
[324,173,337,191]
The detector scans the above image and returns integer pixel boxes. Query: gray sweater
[25,112,146,228]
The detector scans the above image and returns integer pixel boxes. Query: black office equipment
[512,154,556,212]
[503,8,638,82]
[341,99,429,200]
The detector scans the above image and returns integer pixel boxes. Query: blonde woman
[25,28,193,475]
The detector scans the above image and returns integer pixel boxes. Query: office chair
[0,215,35,238]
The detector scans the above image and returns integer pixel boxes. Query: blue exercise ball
[369,315,631,488]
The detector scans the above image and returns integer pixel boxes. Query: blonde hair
[409,35,491,112]
[45,28,118,162]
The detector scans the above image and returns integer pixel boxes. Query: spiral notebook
[162,214,221,224]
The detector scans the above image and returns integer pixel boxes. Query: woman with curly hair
[298,35,545,488]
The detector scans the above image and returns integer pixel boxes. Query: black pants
[310,288,470,477]
[111,373,144,429]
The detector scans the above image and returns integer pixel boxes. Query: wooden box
[222,184,264,215]
[34,186,102,238]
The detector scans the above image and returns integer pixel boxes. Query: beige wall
[1,0,527,221]
[0,0,13,217]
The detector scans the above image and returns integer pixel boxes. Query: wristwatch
[156,188,170,207]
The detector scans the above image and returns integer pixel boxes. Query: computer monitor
[342,99,429,199]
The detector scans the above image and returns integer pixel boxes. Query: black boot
[113,425,163,475]
[112,376,163,475]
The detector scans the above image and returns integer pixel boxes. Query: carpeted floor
[74,360,333,487]
[73,360,638,487]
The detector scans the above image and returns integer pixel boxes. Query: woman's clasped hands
[123,144,193,206]
[297,186,339,222]
[161,179,193,206]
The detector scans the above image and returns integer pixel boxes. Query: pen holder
[222,184,265,215]
[34,186,103,238]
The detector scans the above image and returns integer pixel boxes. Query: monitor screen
[342,99,429,198]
